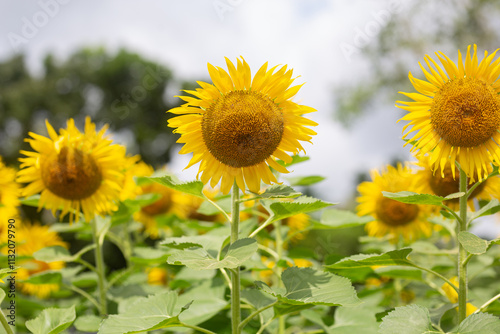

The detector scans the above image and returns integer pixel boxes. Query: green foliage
[458,232,489,255]
[256,267,360,306]
[25,305,76,334]
[98,292,187,334]
[149,174,205,198]
[379,305,438,334]
[318,208,372,229]
[262,196,334,223]
[382,191,464,205]
[326,248,415,269]
[167,238,258,270]
[452,313,500,334]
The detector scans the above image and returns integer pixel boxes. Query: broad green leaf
[286,175,325,186]
[74,315,103,333]
[242,288,276,310]
[445,192,466,200]
[328,306,379,334]
[26,305,76,334]
[452,312,500,333]
[149,174,204,198]
[382,191,449,206]
[458,232,489,255]
[273,304,314,318]
[318,209,372,229]
[98,291,186,334]
[256,267,360,306]
[254,184,302,199]
[0,268,16,282]
[33,246,75,263]
[276,155,309,167]
[161,235,225,252]
[325,248,415,270]
[20,194,40,207]
[375,266,423,281]
[262,196,334,223]
[177,278,227,326]
[167,238,257,270]
[469,199,500,221]
[23,272,62,285]
[379,304,437,334]
[130,247,171,265]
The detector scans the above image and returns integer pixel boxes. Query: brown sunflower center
[430,77,500,147]
[140,184,172,216]
[428,168,485,199]
[41,146,102,200]
[375,197,419,227]
[202,90,284,168]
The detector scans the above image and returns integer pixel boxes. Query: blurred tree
[0,48,180,166]
[334,0,500,126]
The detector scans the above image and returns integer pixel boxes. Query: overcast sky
[0,0,414,205]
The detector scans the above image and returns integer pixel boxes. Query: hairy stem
[230,181,241,334]
[90,218,108,315]
[457,168,468,323]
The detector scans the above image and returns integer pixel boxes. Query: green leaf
[98,291,187,334]
[458,232,489,255]
[379,305,437,334]
[196,196,231,216]
[329,306,380,334]
[254,184,302,199]
[286,175,325,186]
[23,272,62,285]
[382,191,447,206]
[276,155,309,167]
[149,174,204,198]
[317,209,372,229]
[74,315,103,333]
[262,196,334,223]
[26,305,76,334]
[0,267,16,282]
[167,238,258,270]
[33,246,74,263]
[177,278,227,326]
[256,267,360,306]
[469,199,500,221]
[452,312,500,333]
[129,247,171,265]
[374,266,423,281]
[20,194,40,207]
[162,235,226,252]
[325,248,415,270]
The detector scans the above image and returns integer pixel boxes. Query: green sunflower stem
[90,217,108,315]
[457,168,468,323]
[0,307,14,334]
[275,220,286,333]
[230,181,241,334]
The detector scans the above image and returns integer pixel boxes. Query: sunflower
[125,164,193,238]
[168,57,317,194]
[357,164,433,242]
[17,117,127,222]
[0,157,20,233]
[414,155,500,210]
[146,267,169,286]
[284,213,310,243]
[13,222,67,299]
[397,45,500,182]
[442,277,477,316]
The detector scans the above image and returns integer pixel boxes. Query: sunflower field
[2,44,500,334]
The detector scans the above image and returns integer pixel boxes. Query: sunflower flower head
[357,164,433,242]
[12,222,67,299]
[397,45,500,182]
[0,157,20,232]
[17,117,127,223]
[414,155,500,210]
[168,57,317,194]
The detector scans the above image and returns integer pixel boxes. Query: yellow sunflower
[168,57,317,194]
[17,117,127,223]
[0,157,20,233]
[414,155,500,210]
[146,267,169,286]
[284,213,310,243]
[397,45,500,182]
[357,164,432,242]
[442,277,477,316]
[13,222,67,299]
